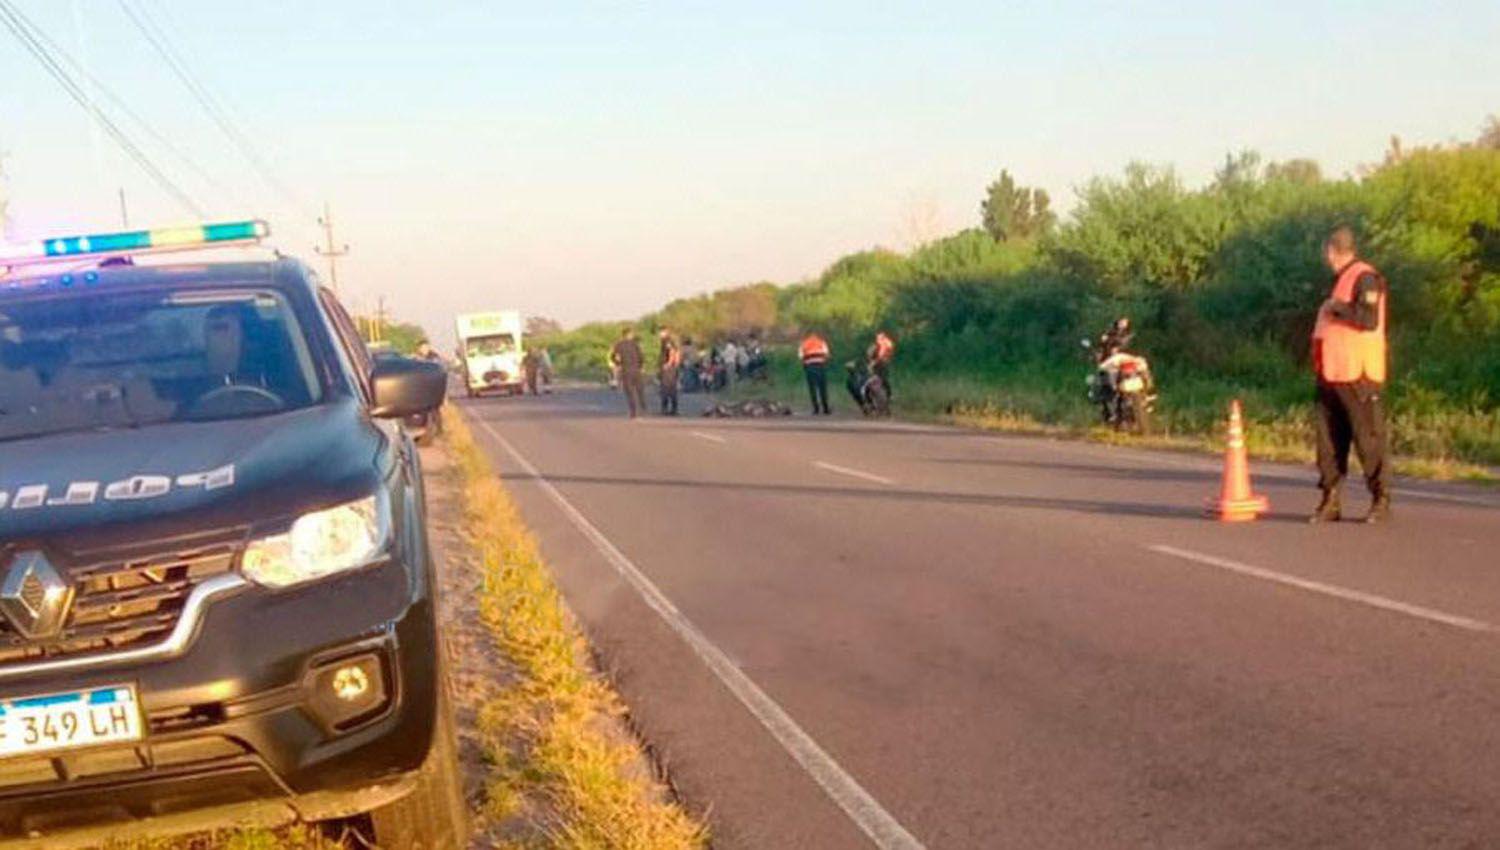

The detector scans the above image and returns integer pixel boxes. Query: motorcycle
[1082,338,1157,432]
[845,360,891,417]
[743,343,770,382]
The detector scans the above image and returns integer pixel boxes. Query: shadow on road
[499,471,1308,523]
[914,456,1327,491]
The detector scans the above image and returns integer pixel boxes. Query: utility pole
[373,295,388,344]
[118,187,130,227]
[314,201,349,295]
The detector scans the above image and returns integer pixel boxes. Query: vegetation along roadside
[537,118,1500,478]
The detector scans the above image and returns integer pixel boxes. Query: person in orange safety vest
[799,332,832,415]
[867,330,895,399]
[1309,224,1390,524]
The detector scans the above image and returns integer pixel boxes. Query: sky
[2,1,1497,344]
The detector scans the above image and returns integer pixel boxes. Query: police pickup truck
[0,222,465,847]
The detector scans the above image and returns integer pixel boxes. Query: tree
[980,169,1055,242]
[1265,158,1323,185]
[358,318,428,354]
[1478,115,1500,151]
[526,316,563,337]
[1213,150,1263,192]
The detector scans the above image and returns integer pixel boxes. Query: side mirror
[370,357,448,418]
[1080,338,1092,349]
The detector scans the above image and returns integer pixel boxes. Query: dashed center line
[1149,544,1495,634]
[814,460,895,486]
[690,431,727,444]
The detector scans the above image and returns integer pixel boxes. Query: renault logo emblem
[0,551,74,640]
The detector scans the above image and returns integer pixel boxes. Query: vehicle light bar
[0,220,270,268]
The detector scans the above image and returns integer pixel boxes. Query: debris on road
[701,399,794,418]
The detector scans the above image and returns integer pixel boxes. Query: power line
[0,0,205,217]
[115,0,310,218]
[17,4,241,209]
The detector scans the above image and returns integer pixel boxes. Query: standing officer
[658,327,682,416]
[868,330,896,398]
[799,330,832,415]
[1310,225,1391,524]
[521,347,542,396]
[610,326,647,419]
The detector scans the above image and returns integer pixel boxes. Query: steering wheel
[190,384,285,417]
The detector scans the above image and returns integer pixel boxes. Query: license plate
[0,685,144,759]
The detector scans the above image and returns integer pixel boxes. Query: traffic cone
[1206,399,1269,522]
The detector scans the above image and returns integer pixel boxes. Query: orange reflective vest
[799,335,830,365]
[874,333,895,363]
[1312,260,1387,384]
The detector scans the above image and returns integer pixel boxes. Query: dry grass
[103,825,344,850]
[444,409,707,850]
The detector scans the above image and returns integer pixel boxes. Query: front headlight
[242,494,390,588]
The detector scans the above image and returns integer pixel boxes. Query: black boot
[1364,493,1392,524]
[1309,489,1342,524]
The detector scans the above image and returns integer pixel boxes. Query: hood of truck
[0,399,386,549]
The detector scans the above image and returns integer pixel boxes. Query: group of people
[608,327,772,418]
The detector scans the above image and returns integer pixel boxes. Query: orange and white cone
[1206,400,1269,522]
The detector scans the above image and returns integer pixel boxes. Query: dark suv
[0,228,464,847]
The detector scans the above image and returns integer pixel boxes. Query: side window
[318,289,374,402]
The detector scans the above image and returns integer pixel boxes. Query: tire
[366,682,469,849]
[1132,402,1152,435]
[867,382,890,417]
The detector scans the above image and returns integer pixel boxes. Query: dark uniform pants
[873,361,891,398]
[1315,380,1390,496]
[621,371,647,418]
[803,363,829,414]
[659,367,679,415]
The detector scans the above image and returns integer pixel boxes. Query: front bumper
[0,557,440,842]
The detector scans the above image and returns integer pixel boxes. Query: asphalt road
[458,386,1500,849]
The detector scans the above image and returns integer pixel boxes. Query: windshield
[0,288,322,442]
[466,333,516,357]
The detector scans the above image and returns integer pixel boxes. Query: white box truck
[455,311,524,397]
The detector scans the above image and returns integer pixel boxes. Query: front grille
[0,540,238,666]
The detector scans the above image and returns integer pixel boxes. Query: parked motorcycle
[846,360,891,417]
[1082,338,1156,432]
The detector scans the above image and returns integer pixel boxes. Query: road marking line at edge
[689,430,727,444]
[471,417,926,850]
[813,460,896,486]
[1148,544,1495,634]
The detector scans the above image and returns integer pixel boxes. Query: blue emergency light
[0,220,270,269]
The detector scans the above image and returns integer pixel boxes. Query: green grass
[723,350,1498,483]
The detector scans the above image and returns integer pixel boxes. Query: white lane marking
[1148,544,1495,634]
[471,417,926,850]
[690,431,727,444]
[813,461,895,486]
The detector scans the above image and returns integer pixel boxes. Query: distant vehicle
[455,311,524,397]
[0,221,465,848]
